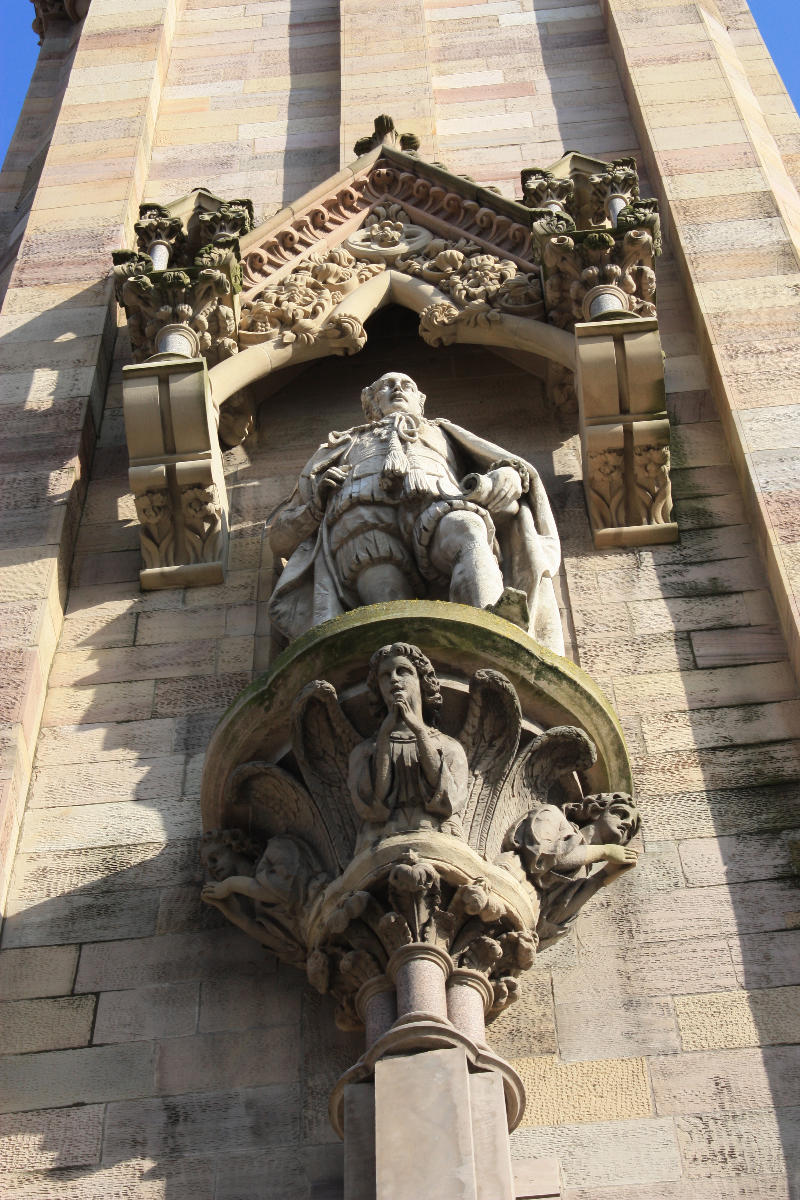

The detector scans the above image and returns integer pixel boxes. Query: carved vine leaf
[587,449,626,530]
[459,670,522,855]
[133,489,174,570]
[291,681,361,869]
[632,444,672,525]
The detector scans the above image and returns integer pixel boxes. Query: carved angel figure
[203,644,639,965]
[501,791,640,949]
[201,828,329,964]
[348,643,469,840]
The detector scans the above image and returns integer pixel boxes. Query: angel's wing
[487,725,597,861]
[458,670,522,855]
[224,761,340,878]
[291,679,361,868]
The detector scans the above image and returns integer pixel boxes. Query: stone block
[18,796,200,852]
[650,1045,800,1115]
[552,988,679,1061]
[679,831,798,886]
[0,997,95,1055]
[0,1042,156,1114]
[675,1107,800,1180]
[375,1049,477,1200]
[0,1104,103,1173]
[29,754,185,808]
[675,986,800,1051]
[2,887,161,948]
[9,838,199,904]
[511,1116,681,1190]
[75,927,268,992]
[34,717,176,765]
[93,983,199,1044]
[155,1025,301,1094]
[102,1084,301,1160]
[513,1157,561,1199]
[0,1157,217,1199]
[41,679,155,726]
[0,945,78,1000]
[514,1055,652,1127]
[198,968,304,1033]
[730,931,800,989]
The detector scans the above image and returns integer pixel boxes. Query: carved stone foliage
[238,247,378,350]
[200,640,639,1030]
[537,226,657,329]
[113,195,253,363]
[239,155,537,300]
[31,0,89,38]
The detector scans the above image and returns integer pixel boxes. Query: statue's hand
[485,466,523,516]
[316,466,348,502]
[395,698,426,737]
[202,880,231,903]
[601,845,639,882]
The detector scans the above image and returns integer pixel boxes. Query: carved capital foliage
[520,167,574,213]
[538,227,657,329]
[30,0,89,37]
[113,195,252,364]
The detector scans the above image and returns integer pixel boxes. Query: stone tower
[1,1,799,1197]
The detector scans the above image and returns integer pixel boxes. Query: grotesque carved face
[377,652,424,719]
[200,840,240,881]
[370,372,425,419]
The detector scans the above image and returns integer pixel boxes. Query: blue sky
[0,1,798,169]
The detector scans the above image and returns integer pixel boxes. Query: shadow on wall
[280,0,342,208]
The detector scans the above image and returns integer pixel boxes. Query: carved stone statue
[348,642,469,840]
[501,790,640,949]
[268,372,564,653]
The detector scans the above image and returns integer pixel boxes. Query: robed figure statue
[268,372,564,653]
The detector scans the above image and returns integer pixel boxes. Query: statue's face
[377,652,423,718]
[201,841,238,881]
[371,373,424,418]
[592,799,637,845]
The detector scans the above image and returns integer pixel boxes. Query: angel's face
[201,841,238,881]
[591,799,637,845]
[377,653,423,717]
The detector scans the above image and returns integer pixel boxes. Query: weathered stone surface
[93,983,199,1044]
[514,1055,652,1126]
[675,1107,800,1180]
[511,1117,682,1189]
[75,928,268,992]
[675,986,800,1051]
[488,970,558,1059]
[0,1043,156,1114]
[0,1104,103,1173]
[155,1026,300,1094]
[102,1084,301,1160]
[679,831,799,885]
[730,931,800,989]
[0,997,95,1055]
[0,946,78,1001]
[0,1158,217,1200]
[650,1045,800,1115]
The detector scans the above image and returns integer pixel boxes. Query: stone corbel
[575,317,678,547]
[124,357,228,588]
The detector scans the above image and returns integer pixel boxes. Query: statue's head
[360,372,426,421]
[562,792,640,845]
[366,642,442,725]
[201,827,260,880]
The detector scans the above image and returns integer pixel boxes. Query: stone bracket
[123,356,228,589]
[575,317,678,547]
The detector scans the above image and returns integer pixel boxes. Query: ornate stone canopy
[114,145,676,589]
